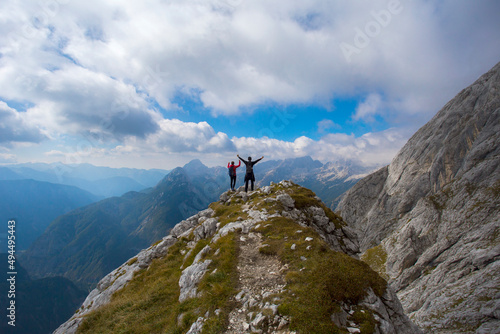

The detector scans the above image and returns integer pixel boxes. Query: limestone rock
[179,246,213,302]
[338,62,500,332]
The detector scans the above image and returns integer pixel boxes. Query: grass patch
[126,257,138,266]
[209,201,248,228]
[361,245,389,280]
[257,216,386,334]
[77,232,240,334]
[150,239,163,247]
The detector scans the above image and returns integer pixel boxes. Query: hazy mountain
[55,182,420,334]
[20,163,227,290]
[2,163,168,197]
[338,62,500,332]
[0,166,21,180]
[0,179,99,251]
[0,254,86,334]
[255,156,376,208]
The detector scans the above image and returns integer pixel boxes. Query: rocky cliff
[337,62,500,333]
[54,181,419,334]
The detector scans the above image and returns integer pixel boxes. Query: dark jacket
[238,156,263,175]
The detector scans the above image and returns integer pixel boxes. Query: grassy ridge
[256,217,386,334]
[76,182,387,334]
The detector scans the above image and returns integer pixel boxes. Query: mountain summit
[55,181,419,334]
[338,62,500,332]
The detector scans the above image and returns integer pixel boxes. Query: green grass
[361,244,389,280]
[209,201,249,228]
[256,216,386,334]
[77,232,239,334]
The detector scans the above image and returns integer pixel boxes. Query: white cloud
[1,0,499,168]
[4,0,497,119]
[126,119,235,154]
[233,127,411,167]
[354,93,383,122]
[0,152,17,163]
[0,102,46,144]
[317,119,340,133]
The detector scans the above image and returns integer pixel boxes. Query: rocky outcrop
[338,62,500,333]
[55,181,419,334]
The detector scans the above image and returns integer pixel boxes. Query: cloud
[4,0,497,120]
[233,126,411,167]
[317,119,341,133]
[0,152,17,163]
[353,93,383,122]
[0,102,46,144]
[1,0,499,169]
[129,119,236,153]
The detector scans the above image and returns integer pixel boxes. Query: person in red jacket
[227,160,241,191]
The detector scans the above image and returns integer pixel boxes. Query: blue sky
[1,0,499,169]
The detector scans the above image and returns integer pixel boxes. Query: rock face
[338,62,500,333]
[54,181,419,334]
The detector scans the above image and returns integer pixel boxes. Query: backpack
[228,166,236,177]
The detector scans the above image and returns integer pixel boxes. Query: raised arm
[237,155,247,163]
[254,156,264,164]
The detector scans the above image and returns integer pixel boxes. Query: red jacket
[228,161,241,176]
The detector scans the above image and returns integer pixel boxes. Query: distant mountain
[20,164,227,290]
[338,62,500,332]
[255,156,375,208]
[1,163,168,197]
[0,166,21,180]
[0,179,99,251]
[0,254,86,334]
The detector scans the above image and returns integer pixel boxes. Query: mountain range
[0,162,169,198]
[0,179,99,251]
[19,157,371,291]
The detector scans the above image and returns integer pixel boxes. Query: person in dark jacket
[227,160,241,191]
[237,154,264,192]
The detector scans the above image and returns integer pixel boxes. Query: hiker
[227,160,241,191]
[237,154,264,192]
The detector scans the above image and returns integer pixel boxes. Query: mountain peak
[56,181,419,334]
[183,159,210,175]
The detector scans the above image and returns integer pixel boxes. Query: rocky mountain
[0,179,99,251]
[252,156,375,209]
[337,62,500,333]
[55,181,420,334]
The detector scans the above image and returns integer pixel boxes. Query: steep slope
[0,179,99,251]
[20,166,226,290]
[55,181,419,334]
[337,62,500,333]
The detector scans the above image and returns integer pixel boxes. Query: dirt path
[225,232,292,333]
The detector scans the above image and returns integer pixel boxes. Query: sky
[1,0,499,169]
